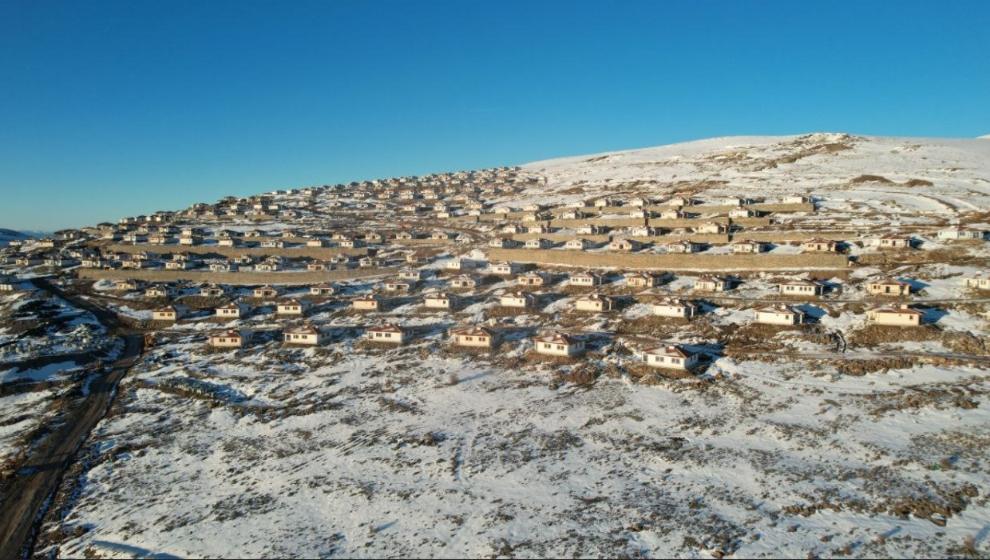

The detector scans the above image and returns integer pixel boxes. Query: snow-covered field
[6,133,990,558]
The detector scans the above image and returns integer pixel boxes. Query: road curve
[0,279,144,560]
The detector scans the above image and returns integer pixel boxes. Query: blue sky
[1,0,988,231]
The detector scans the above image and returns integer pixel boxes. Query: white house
[215,303,245,319]
[779,280,824,297]
[938,228,985,241]
[209,330,246,349]
[500,291,536,309]
[283,324,325,345]
[867,304,924,327]
[450,325,497,349]
[643,345,699,371]
[694,276,730,292]
[352,294,382,311]
[533,332,585,357]
[423,292,458,309]
[366,323,407,344]
[755,305,804,326]
[276,299,306,316]
[574,293,616,312]
[652,298,697,319]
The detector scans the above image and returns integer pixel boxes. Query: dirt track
[0,278,144,560]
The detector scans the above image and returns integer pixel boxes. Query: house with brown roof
[609,238,642,252]
[366,323,407,344]
[216,303,246,319]
[663,240,702,254]
[867,279,911,296]
[450,325,497,349]
[209,330,246,349]
[569,271,602,287]
[574,293,616,312]
[500,291,536,309]
[152,306,181,322]
[779,280,824,297]
[253,285,279,299]
[309,284,335,297]
[564,238,592,250]
[732,240,768,254]
[652,298,697,319]
[867,304,923,326]
[449,275,478,289]
[755,305,804,326]
[283,324,326,345]
[352,294,382,311]
[693,275,730,292]
[643,344,699,371]
[801,238,839,253]
[533,332,585,357]
[625,272,661,288]
[518,272,548,287]
[276,299,306,316]
[423,292,458,309]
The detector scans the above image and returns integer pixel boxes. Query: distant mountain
[0,228,34,247]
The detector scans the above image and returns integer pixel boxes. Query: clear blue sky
[1,0,988,231]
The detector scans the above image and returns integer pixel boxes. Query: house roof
[451,325,494,337]
[286,325,320,335]
[871,306,924,316]
[211,330,242,339]
[368,323,404,334]
[646,344,692,358]
[534,331,580,345]
[757,304,800,314]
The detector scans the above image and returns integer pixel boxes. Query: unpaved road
[0,278,144,560]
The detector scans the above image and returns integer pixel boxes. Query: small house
[801,238,839,253]
[664,240,702,254]
[144,286,170,298]
[423,292,458,309]
[652,298,697,319]
[309,284,335,297]
[518,272,548,287]
[525,238,552,249]
[643,345,699,371]
[283,324,325,346]
[867,279,911,296]
[569,271,602,287]
[449,275,478,289]
[755,305,804,326]
[625,272,661,288]
[366,323,407,344]
[276,299,306,316]
[873,236,912,250]
[450,325,497,349]
[565,238,592,250]
[779,280,824,297]
[209,330,246,349]
[500,291,536,309]
[574,293,616,312]
[693,276,729,292]
[352,294,382,311]
[399,268,425,281]
[152,306,181,322]
[216,303,245,319]
[609,238,642,252]
[732,240,768,254]
[488,262,519,276]
[867,304,923,327]
[253,285,279,299]
[965,274,990,291]
[533,332,585,357]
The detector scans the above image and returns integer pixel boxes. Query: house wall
[869,312,921,326]
[454,334,492,348]
[756,311,800,325]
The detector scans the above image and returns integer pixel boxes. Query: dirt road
[0,278,144,560]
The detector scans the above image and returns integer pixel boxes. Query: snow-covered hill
[519,133,990,214]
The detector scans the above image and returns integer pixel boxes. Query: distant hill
[0,228,33,247]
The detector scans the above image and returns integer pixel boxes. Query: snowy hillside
[521,133,990,214]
